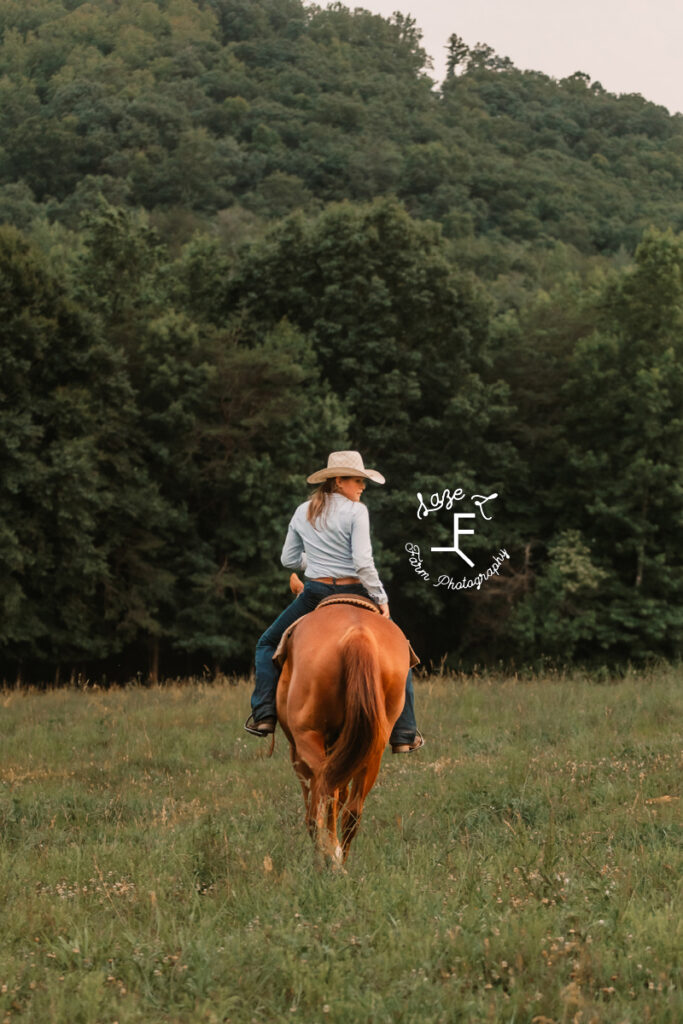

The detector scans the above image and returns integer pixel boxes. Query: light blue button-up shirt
[280,493,388,604]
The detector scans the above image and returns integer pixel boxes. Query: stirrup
[391,730,424,754]
[244,713,276,737]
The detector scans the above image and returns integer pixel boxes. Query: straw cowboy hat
[307,451,386,485]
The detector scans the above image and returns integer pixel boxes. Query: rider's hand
[290,573,304,596]
[379,603,390,618]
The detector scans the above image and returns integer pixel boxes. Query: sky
[323,0,683,115]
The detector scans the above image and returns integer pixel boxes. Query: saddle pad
[272,598,420,669]
[272,613,310,668]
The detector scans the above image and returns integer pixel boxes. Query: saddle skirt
[273,594,420,669]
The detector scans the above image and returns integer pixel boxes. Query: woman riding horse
[245,450,423,754]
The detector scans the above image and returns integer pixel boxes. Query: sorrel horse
[276,599,411,865]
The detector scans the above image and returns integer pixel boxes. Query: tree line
[2,200,681,679]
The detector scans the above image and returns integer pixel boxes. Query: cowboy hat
[307,451,385,485]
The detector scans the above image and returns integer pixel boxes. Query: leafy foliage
[0,208,347,676]
[0,0,682,255]
[0,1,681,676]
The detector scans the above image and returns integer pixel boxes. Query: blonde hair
[307,478,337,526]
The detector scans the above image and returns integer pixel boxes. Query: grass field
[0,666,681,1023]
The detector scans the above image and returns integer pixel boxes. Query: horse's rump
[281,604,408,764]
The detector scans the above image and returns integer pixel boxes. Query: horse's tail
[323,625,388,794]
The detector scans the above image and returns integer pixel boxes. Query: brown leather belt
[314,576,361,585]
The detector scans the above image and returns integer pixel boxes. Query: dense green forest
[1,0,681,680]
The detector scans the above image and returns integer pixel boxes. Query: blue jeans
[252,581,418,745]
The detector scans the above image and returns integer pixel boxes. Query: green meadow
[1,667,680,1024]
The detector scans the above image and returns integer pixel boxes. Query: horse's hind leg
[289,744,315,836]
[292,730,340,860]
[324,785,349,866]
[327,783,348,836]
[340,752,383,861]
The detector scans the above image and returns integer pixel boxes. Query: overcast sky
[323,0,683,115]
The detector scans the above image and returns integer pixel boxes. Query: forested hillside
[2,0,683,253]
[1,0,681,680]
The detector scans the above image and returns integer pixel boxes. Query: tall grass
[1,666,680,1023]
